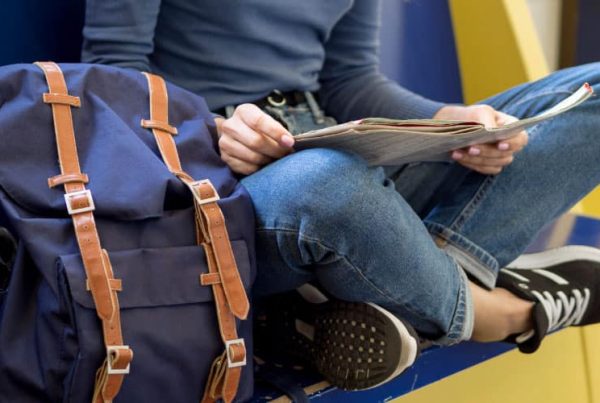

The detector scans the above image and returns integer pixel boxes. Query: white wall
[526,0,563,71]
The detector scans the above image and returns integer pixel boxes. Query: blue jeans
[240,63,600,345]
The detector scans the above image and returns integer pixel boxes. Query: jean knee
[560,63,600,92]
[241,148,386,227]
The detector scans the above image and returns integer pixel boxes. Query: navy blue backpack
[0,62,256,402]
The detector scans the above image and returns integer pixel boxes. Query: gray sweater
[81,0,446,121]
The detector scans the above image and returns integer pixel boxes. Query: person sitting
[82,0,600,390]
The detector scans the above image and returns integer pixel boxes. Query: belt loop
[225,105,235,119]
[304,91,325,124]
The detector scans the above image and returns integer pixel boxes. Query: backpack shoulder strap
[140,72,249,403]
[35,61,133,403]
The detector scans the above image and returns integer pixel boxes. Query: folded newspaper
[294,83,593,166]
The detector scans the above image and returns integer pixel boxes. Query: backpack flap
[0,63,234,221]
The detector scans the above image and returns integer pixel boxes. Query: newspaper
[294,83,594,166]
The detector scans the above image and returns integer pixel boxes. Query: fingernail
[452,151,463,160]
[498,142,510,151]
[468,147,481,156]
[281,134,295,147]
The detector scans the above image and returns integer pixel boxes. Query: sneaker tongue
[514,303,549,354]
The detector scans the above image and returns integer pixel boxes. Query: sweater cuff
[404,98,448,120]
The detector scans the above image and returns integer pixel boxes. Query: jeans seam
[256,226,437,321]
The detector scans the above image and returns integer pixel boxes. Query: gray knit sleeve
[81,0,162,72]
[318,0,447,122]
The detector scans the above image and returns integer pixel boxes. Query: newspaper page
[294,83,593,166]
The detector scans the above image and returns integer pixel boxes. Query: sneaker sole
[507,245,600,269]
[312,300,419,391]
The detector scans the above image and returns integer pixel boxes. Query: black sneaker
[254,284,420,391]
[497,245,600,353]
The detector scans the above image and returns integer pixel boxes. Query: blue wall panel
[379,0,463,103]
[576,0,600,64]
[0,0,84,66]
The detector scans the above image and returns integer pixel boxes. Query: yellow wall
[395,329,592,403]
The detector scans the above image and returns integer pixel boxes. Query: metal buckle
[106,345,131,375]
[189,179,220,206]
[267,89,286,107]
[225,338,246,368]
[64,189,95,215]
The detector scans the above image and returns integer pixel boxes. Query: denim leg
[241,148,472,344]
[425,63,600,288]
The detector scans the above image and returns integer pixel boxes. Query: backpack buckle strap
[195,180,249,320]
[93,346,133,403]
[225,338,246,368]
[64,189,95,215]
[201,243,244,403]
[141,72,246,403]
[36,61,131,403]
[106,345,133,375]
[188,179,220,205]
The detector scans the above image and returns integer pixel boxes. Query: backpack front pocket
[57,241,252,403]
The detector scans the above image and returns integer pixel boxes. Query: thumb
[495,111,519,126]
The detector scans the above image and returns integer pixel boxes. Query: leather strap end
[230,299,250,321]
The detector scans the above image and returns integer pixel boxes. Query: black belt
[215,90,317,117]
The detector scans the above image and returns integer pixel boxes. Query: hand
[215,104,295,175]
[434,104,528,175]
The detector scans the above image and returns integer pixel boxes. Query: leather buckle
[106,345,132,375]
[189,179,220,205]
[64,189,95,215]
[225,338,246,368]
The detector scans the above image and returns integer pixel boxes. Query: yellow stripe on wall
[448,0,600,219]
[394,329,590,403]
[448,0,549,104]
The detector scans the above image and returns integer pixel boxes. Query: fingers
[472,105,498,128]
[451,109,530,175]
[235,104,295,147]
[215,104,295,175]
[457,161,505,175]
[452,150,514,167]
[220,153,261,176]
[494,111,528,152]
[220,116,291,159]
[495,111,518,126]
[496,130,529,153]
[218,134,273,166]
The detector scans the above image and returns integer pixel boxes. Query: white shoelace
[532,288,591,332]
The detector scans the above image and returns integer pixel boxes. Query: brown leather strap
[48,173,89,188]
[35,62,132,403]
[200,272,222,286]
[141,72,248,403]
